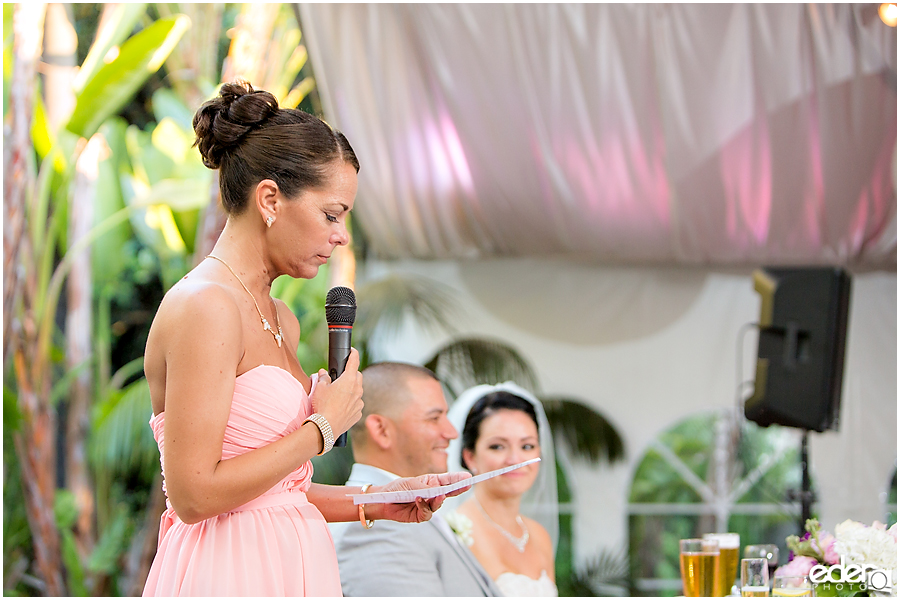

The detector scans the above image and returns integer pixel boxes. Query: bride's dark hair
[459,391,539,471]
[192,80,359,215]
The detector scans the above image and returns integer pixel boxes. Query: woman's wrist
[302,413,334,455]
[357,484,375,528]
[364,485,397,521]
[362,500,385,521]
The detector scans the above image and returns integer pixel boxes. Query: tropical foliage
[3,4,317,594]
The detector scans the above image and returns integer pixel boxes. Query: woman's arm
[308,472,473,523]
[156,284,334,524]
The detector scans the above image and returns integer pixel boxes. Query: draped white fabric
[300,3,896,268]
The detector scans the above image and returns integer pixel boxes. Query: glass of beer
[705,533,740,596]
[681,538,720,597]
[772,575,813,597]
[741,558,770,597]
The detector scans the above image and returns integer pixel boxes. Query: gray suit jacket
[334,464,502,597]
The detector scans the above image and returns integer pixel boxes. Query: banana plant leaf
[151,87,202,131]
[66,14,190,140]
[150,117,206,179]
[72,3,148,94]
[92,119,133,286]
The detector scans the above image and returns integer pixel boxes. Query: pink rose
[810,532,841,565]
[774,556,819,578]
[817,533,840,565]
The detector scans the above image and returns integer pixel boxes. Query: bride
[445,382,559,597]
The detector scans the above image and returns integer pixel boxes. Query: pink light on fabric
[719,116,772,247]
[410,108,475,201]
[439,111,475,198]
[803,103,824,251]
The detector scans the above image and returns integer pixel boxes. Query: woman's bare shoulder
[523,515,555,562]
[144,276,245,414]
[148,277,244,358]
[524,515,551,540]
[157,277,241,324]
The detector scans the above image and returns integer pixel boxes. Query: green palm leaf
[541,396,625,464]
[425,337,538,398]
[355,273,459,342]
[568,547,633,596]
[89,377,158,481]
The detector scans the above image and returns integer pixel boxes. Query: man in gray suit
[333,362,501,597]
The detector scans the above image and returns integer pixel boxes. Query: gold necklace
[206,255,283,348]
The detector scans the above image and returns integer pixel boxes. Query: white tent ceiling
[301,3,897,270]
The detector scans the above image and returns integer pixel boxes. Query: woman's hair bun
[192,80,279,169]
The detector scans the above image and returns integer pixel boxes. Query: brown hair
[192,80,359,215]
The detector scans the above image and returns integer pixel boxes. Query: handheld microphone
[325,286,357,447]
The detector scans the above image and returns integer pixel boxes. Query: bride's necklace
[206,255,283,348]
[473,495,529,553]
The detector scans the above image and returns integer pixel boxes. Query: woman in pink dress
[141,81,469,596]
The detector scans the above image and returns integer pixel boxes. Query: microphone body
[328,326,352,386]
[325,286,357,447]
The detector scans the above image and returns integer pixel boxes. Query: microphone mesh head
[325,286,357,325]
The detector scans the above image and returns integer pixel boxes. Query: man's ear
[255,179,279,225]
[365,414,393,451]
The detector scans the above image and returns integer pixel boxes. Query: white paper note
[348,457,541,505]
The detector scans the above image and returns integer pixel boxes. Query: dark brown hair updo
[459,391,539,471]
[192,80,359,215]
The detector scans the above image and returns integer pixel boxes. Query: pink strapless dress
[142,366,341,596]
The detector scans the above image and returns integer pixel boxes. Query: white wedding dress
[495,570,558,597]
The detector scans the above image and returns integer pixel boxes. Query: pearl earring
[266,216,275,227]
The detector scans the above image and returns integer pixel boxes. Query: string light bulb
[879,3,897,27]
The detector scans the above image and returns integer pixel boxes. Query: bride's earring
[266,216,275,227]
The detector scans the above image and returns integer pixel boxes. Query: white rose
[444,510,474,547]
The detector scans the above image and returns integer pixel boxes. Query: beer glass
[680,538,719,597]
[705,533,740,596]
[772,575,813,597]
[741,558,770,597]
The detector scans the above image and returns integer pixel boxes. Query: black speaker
[744,267,851,432]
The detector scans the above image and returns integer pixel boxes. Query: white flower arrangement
[833,519,898,574]
[444,510,474,547]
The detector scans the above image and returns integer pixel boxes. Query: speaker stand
[794,430,815,533]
